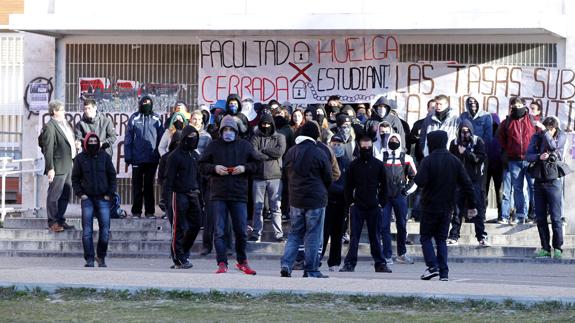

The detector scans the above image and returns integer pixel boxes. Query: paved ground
[0,256,574,303]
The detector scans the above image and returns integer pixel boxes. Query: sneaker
[275,236,285,242]
[534,249,552,258]
[512,218,526,225]
[176,261,194,269]
[84,260,94,267]
[385,258,394,265]
[406,239,414,245]
[447,239,459,246]
[131,213,142,219]
[342,233,350,244]
[396,254,415,264]
[303,271,329,278]
[95,256,107,268]
[375,263,392,273]
[328,266,339,272]
[248,236,261,242]
[292,260,305,271]
[498,219,510,225]
[61,222,75,230]
[236,261,257,275]
[48,223,64,232]
[280,267,291,277]
[420,267,439,280]
[215,262,228,274]
[553,249,562,260]
[439,277,449,281]
[339,264,355,272]
[145,213,155,219]
[478,240,490,248]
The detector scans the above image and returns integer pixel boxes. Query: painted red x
[289,62,313,82]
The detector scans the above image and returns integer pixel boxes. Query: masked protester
[199,115,261,275]
[125,95,165,218]
[75,98,116,157]
[158,130,182,219]
[224,94,251,139]
[159,112,188,157]
[365,96,406,150]
[380,134,417,265]
[339,135,390,273]
[164,126,203,269]
[72,133,117,268]
[414,130,477,281]
[332,114,358,161]
[447,120,489,247]
[459,96,493,146]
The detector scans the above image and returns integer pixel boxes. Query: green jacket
[41,118,75,175]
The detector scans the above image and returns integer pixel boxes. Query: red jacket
[498,115,536,161]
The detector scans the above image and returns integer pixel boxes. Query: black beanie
[299,120,320,140]
[336,114,351,127]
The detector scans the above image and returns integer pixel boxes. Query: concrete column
[21,32,55,214]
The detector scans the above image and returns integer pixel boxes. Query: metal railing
[0,157,42,222]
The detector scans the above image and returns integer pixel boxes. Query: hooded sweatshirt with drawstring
[364,96,406,149]
[72,132,117,199]
[459,97,493,145]
[250,113,286,180]
[381,133,417,198]
[224,93,251,139]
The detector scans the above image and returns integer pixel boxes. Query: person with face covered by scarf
[199,115,261,275]
[448,120,488,247]
[414,130,477,281]
[224,94,251,139]
[249,114,287,242]
[497,97,539,224]
[72,133,117,268]
[364,96,406,151]
[125,95,164,218]
[332,114,358,161]
[158,112,187,157]
[339,135,391,273]
[459,96,493,146]
[164,126,203,269]
[75,99,116,157]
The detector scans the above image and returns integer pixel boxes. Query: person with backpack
[447,120,489,247]
[526,116,567,259]
[71,132,117,267]
[74,99,117,157]
[40,100,77,232]
[380,134,417,265]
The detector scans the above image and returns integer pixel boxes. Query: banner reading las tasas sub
[199,36,399,104]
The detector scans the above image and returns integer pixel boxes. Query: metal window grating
[399,43,557,67]
[0,35,23,157]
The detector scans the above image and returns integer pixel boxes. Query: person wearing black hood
[339,135,390,273]
[72,133,117,268]
[75,99,117,157]
[158,130,182,219]
[309,105,333,144]
[164,126,203,269]
[447,120,489,247]
[224,94,251,139]
[414,130,477,281]
[365,96,406,150]
[332,113,358,161]
[326,95,342,128]
[125,95,164,218]
[249,114,287,242]
[459,96,493,146]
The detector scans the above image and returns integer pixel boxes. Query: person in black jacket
[164,126,202,269]
[339,135,391,273]
[414,130,477,281]
[158,130,182,219]
[447,120,489,247]
[249,114,287,242]
[199,115,260,275]
[72,132,117,268]
[364,96,406,150]
[321,134,351,271]
[280,121,333,278]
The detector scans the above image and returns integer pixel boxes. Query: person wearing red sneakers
[199,115,261,275]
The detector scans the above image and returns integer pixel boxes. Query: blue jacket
[459,97,493,145]
[125,111,164,165]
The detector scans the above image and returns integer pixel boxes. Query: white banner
[199,35,400,104]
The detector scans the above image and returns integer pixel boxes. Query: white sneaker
[478,239,490,247]
[395,254,414,264]
[447,239,459,246]
[385,258,394,265]
[498,219,510,225]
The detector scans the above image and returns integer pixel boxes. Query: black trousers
[131,162,158,215]
[321,199,346,267]
[171,192,202,265]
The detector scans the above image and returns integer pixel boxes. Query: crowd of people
[38,92,570,279]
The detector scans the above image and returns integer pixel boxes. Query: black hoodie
[224,94,251,139]
[165,126,201,195]
[414,130,476,213]
[72,133,117,199]
[250,114,287,180]
[364,96,406,150]
[448,119,486,183]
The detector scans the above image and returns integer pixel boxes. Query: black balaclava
[181,125,199,151]
[511,106,527,119]
[83,133,100,156]
[173,119,184,130]
[138,95,153,115]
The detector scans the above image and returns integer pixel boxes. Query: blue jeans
[212,200,248,265]
[343,206,385,268]
[420,211,450,279]
[381,195,408,258]
[506,160,532,219]
[81,197,111,261]
[281,207,325,275]
[501,167,513,219]
[534,179,563,252]
[252,179,283,238]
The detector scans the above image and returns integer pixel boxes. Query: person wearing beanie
[414,130,477,281]
[125,95,164,218]
[164,125,203,269]
[199,115,261,275]
[72,133,117,268]
[280,120,333,278]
